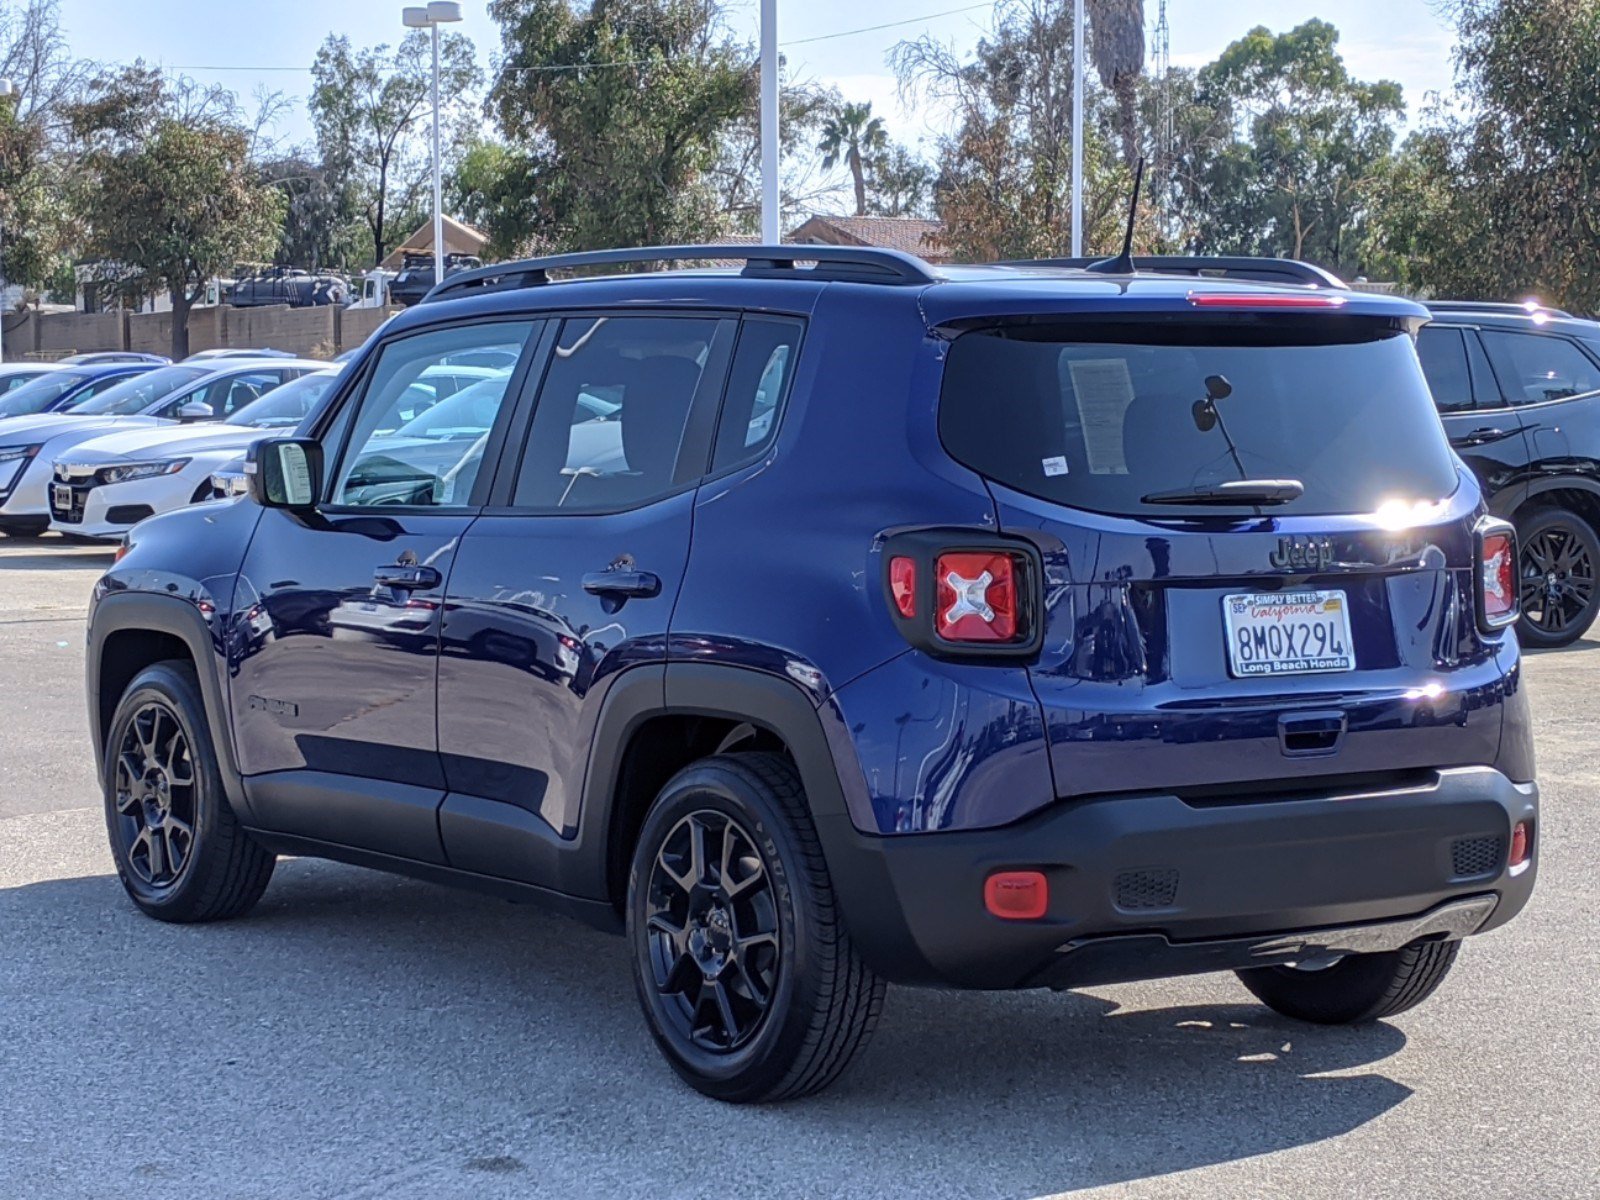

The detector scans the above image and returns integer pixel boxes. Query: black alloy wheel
[111,701,198,889]
[1517,508,1600,648]
[643,809,781,1054]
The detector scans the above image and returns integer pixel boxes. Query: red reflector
[936,551,1018,642]
[985,871,1048,920]
[1509,821,1532,868]
[112,541,130,564]
[1481,530,1517,626]
[889,555,917,619]
[1188,291,1347,309]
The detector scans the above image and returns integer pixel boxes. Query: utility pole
[1071,0,1084,256]
[760,0,780,243]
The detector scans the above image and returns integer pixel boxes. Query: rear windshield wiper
[1141,479,1305,506]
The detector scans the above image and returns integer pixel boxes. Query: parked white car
[48,369,341,540]
[0,359,322,536]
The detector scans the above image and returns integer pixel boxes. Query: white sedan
[48,369,341,540]
[0,359,322,536]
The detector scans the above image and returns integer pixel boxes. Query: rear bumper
[818,765,1538,989]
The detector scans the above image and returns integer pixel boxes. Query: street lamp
[402,2,462,289]
[0,78,14,364]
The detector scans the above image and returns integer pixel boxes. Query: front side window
[0,372,89,417]
[330,322,533,508]
[72,365,210,415]
[1479,329,1600,406]
[512,316,721,511]
[939,320,1461,517]
[227,372,339,429]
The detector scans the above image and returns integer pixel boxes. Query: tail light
[1187,292,1347,309]
[882,532,1041,659]
[1476,518,1518,632]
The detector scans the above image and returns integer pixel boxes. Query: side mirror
[177,400,215,422]
[247,438,324,510]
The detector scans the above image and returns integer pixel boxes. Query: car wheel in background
[1517,506,1600,649]
[1235,940,1462,1024]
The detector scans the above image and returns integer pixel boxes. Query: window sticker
[1042,455,1069,477]
[1065,357,1136,475]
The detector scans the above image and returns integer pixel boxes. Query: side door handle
[582,569,661,599]
[373,563,442,591]
[1450,426,1514,447]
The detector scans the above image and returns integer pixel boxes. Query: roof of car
[1423,306,1600,339]
[65,361,160,377]
[382,259,1427,339]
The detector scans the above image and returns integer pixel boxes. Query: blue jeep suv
[86,246,1538,1102]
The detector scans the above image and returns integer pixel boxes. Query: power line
[162,0,997,76]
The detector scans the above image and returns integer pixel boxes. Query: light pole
[760,0,779,243]
[402,3,461,287]
[0,78,13,363]
[1071,0,1084,256]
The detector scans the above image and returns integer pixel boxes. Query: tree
[893,0,1132,261]
[66,66,283,358]
[863,142,935,218]
[1176,20,1403,275]
[1368,0,1600,308]
[310,30,481,268]
[817,100,887,217]
[1086,0,1144,164]
[710,74,840,234]
[486,0,753,252]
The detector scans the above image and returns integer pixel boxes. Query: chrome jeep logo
[1269,535,1335,571]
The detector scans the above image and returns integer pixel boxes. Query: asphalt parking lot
[1,536,1596,1200]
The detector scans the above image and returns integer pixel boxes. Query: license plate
[51,484,73,514]
[1223,590,1355,678]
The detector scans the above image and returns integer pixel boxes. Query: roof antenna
[1085,157,1145,275]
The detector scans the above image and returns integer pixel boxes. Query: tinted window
[73,365,210,415]
[0,369,50,394]
[1416,327,1473,412]
[330,322,533,508]
[939,322,1460,517]
[512,316,720,511]
[1479,330,1600,405]
[1464,331,1501,406]
[0,372,88,417]
[176,370,294,420]
[712,318,801,470]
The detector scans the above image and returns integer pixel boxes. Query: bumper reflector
[985,870,1048,920]
[1509,820,1532,869]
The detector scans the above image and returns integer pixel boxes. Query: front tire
[103,661,275,922]
[627,753,884,1103]
[1517,506,1600,648]
[1235,939,1461,1024]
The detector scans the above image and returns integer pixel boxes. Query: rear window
[939,320,1460,517]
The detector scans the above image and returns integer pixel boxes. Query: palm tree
[1087,0,1145,165]
[818,101,888,217]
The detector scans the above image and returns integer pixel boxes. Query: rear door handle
[1450,426,1514,447]
[582,569,661,599]
[373,563,442,591]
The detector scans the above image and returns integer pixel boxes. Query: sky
[52,0,1460,164]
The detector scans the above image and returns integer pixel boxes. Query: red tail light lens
[1480,527,1518,629]
[889,556,917,619]
[936,551,1019,642]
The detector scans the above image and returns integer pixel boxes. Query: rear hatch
[937,305,1511,800]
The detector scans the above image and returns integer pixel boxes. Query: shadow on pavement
[0,858,1413,1199]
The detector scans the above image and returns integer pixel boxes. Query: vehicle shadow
[0,859,1412,1200]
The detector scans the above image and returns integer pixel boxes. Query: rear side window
[512,315,723,511]
[939,321,1460,517]
[1479,330,1600,405]
[712,318,802,471]
[1416,327,1473,412]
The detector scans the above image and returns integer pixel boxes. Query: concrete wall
[10,302,402,361]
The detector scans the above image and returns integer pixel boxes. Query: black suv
[1418,301,1600,646]
[86,247,1537,1102]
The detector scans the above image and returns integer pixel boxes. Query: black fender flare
[574,661,933,981]
[87,591,254,822]
[1509,475,1600,521]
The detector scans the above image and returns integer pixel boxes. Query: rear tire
[626,753,884,1103]
[1235,939,1461,1024]
[102,661,275,922]
[1516,506,1600,648]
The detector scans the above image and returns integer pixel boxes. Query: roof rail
[1009,255,1347,289]
[1425,299,1574,318]
[422,243,939,303]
